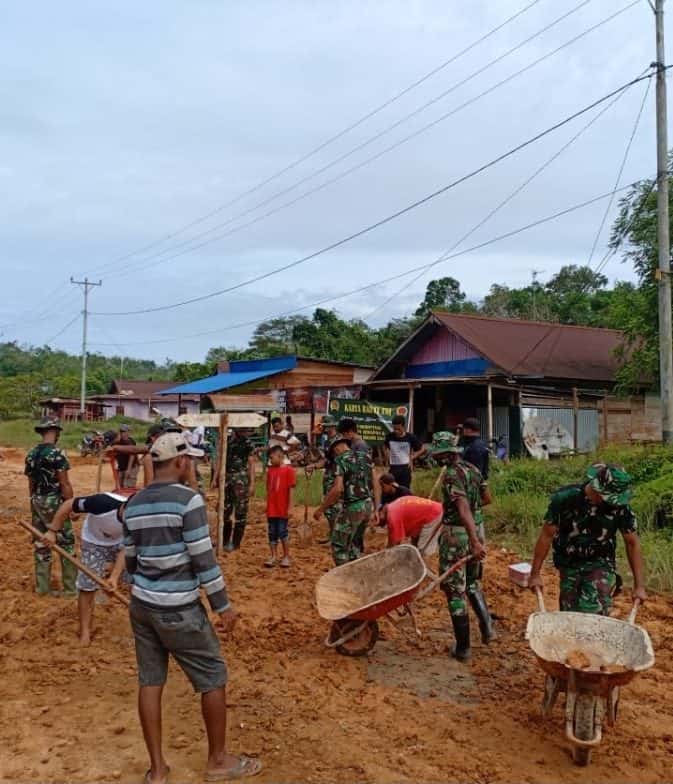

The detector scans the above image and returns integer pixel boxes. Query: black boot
[449,615,471,663]
[468,589,496,644]
[232,521,246,550]
[222,520,233,551]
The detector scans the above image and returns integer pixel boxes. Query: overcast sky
[1,1,668,362]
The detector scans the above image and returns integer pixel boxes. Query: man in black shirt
[384,415,426,489]
[113,424,137,488]
[460,417,490,480]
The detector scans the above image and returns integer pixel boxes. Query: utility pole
[654,0,673,443]
[70,277,102,417]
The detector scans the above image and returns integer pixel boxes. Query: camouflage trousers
[324,501,343,534]
[438,523,485,617]
[559,564,616,616]
[224,472,250,525]
[331,499,373,566]
[31,494,75,564]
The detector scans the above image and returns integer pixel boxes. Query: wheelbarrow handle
[627,598,641,625]
[535,587,546,613]
[414,555,474,603]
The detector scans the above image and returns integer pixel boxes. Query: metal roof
[372,312,625,384]
[159,356,297,396]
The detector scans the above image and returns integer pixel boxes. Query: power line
[88,179,641,348]
[43,313,81,346]
[362,83,632,322]
[86,0,546,277]
[100,0,594,282]
[92,68,657,318]
[589,78,652,273]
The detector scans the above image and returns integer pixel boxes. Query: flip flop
[204,755,262,781]
[143,766,170,784]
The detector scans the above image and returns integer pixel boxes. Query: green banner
[328,398,409,445]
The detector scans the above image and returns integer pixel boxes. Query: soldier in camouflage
[222,428,257,551]
[315,415,341,544]
[429,432,489,663]
[530,463,647,614]
[24,417,76,596]
[314,436,373,565]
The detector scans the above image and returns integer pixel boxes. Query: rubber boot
[61,557,78,598]
[35,561,52,596]
[449,615,471,663]
[468,589,496,644]
[222,520,234,551]
[232,521,246,550]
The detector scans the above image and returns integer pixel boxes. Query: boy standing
[118,431,261,783]
[265,445,296,568]
[384,414,426,489]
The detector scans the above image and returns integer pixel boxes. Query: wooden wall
[601,393,662,443]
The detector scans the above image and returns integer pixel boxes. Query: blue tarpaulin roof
[158,356,297,396]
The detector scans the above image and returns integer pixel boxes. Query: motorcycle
[80,431,105,457]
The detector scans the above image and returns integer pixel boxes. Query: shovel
[18,519,130,606]
[296,468,313,546]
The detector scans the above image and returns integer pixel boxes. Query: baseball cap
[586,463,633,507]
[150,432,204,462]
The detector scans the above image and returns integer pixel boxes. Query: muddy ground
[1,449,672,783]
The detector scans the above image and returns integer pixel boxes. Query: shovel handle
[18,519,130,607]
[627,598,641,625]
[535,587,546,613]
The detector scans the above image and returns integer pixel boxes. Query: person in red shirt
[265,445,296,568]
[379,495,443,554]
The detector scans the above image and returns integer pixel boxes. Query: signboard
[176,413,267,429]
[328,398,408,445]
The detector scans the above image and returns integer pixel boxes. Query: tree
[414,277,475,317]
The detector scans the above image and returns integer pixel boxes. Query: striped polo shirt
[123,482,230,613]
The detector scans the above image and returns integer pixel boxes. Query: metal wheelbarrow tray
[315,544,427,655]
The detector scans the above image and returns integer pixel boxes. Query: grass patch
[0,416,151,451]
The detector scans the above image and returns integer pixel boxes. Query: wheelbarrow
[526,589,654,766]
[315,544,472,656]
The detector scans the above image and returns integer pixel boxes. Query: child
[265,445,296,568]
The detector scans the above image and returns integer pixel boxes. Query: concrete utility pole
[654,0,673,443]
[70,277,102,416]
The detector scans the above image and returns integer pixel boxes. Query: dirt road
[1,449,672,783]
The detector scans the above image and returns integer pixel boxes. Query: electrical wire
[43,313,81,346]
[85,0,546,277]
[362,83,633,322]
[88,179,640,348]
[99,0,595,282]
[92,68,656,317]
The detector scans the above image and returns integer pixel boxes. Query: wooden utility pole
[70,277,102,417]
[654,0,673,443]
[216,413,229,555]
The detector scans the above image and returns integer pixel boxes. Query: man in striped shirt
[119,431,261,783]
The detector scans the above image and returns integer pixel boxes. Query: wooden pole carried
[95,451,104,492]
[18,519,130,606]
[427,465,446,500]
[216,413,229,555]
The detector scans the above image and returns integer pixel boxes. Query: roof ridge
[431,310,622,335]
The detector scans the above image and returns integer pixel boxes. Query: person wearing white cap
[116,432,261,783]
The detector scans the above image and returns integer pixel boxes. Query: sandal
[279,556,291,568]
[264,558,276,568]
[204,755,262,781]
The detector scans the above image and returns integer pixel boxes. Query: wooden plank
[177,412,266,428]
[216,414,228,555]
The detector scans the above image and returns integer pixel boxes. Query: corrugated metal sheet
[159,367,287,396]
[522,406,599,451]
[476,406,510,442]
[409,328,480,365]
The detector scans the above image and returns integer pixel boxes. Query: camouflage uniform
[438,459,485,617]
[25,443,76,595]
[546,483,636,615]
[322,435,342,534]
[331,448,373,566]
[223,433,256,549]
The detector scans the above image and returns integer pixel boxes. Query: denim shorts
[267,517,289,544]
[129,599,227,693]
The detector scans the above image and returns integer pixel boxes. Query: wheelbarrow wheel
[332,619,379,657]
[572,694,596,767]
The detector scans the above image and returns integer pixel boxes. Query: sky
[0,0,669,362]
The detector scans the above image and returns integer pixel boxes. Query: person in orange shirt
[378,495,443,554]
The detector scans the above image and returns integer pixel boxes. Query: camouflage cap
[586,463,633,507]
[429,431,462,455]
[34,416,63,432]
[321,414,338,427]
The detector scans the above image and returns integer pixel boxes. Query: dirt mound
[1,451,672,783]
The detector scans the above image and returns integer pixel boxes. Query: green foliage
[0,415,149,450]
[414,276,477,317]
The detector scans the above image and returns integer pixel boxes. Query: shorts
[77,540,123,591]
[129,599,227,693]
[267,517,289,544]
[389,465,412,489]
[415,514,442,556]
